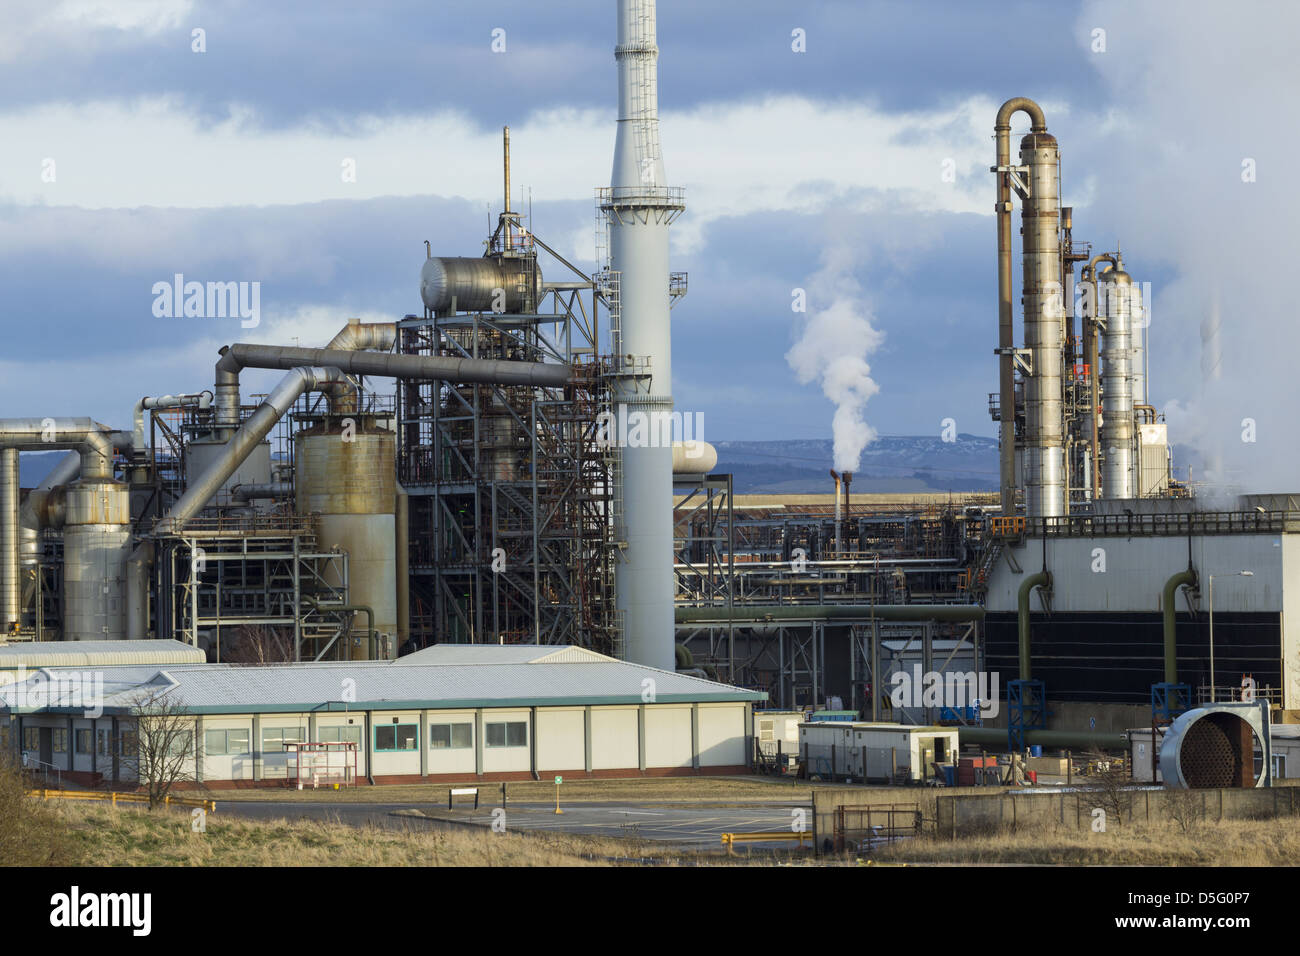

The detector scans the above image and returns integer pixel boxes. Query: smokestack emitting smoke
[786,248,883,472]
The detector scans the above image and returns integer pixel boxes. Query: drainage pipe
[1163,567,1198,684]
[1017,570,1050,681]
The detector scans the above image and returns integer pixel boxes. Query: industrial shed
[0,644,765,787]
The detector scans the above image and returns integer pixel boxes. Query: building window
[75,729,93,754]
[262,727,305,754]
[375,724,418,752]
[52,728,68,754]
[485,721,527,749]
[429,722,473,750]
[96,729,112,757]
[167,730,195,757]
[23,727,39,752]
[120,729,137,757]
[318,725,362,747]
[205,728,251,756]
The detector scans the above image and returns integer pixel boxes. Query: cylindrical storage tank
[295,415,396,659]
[482,392,523,481]
[1019,132,1065,519]
[185,436,273,508]
[671,441,718,474]
[1100,268,1135,498]
[61,480,131,640]
[420,256,542,314]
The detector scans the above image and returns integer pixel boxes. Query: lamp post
[1208,570,1254,702]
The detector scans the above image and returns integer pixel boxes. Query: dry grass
[868,817,1300,866]
[50,800,710,866]
[0,761,80,866]
[211,775,819,805]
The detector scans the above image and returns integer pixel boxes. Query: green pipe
[675,643,694,669]
[1017,571,1050,681]
[1162,568,1197,684]
[674,604,984,624]
[959,726,1128,750]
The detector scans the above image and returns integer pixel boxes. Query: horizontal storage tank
[420,255,542,314]
[295,415,396,659]
[61,480,131,640]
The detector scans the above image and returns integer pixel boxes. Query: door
[39,727,52,766]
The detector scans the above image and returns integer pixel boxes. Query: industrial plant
[1,0,1295,820]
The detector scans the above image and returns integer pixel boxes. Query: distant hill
[15,436,1002,496]
[711,435,999,494]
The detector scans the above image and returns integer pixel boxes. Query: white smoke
[785,247,884,472]
[1076,0,1300,492]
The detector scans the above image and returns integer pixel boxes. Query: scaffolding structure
[397,240,619,655]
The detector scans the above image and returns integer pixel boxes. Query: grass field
[50,801,709,866]
[869,817,1300,866]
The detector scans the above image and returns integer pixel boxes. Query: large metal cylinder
[1,449,18,631]
[1100,268,1135,498]
[295,416,397,659]
[1020,132,1065,518]
[605,0,682,672]
[419,256,542,314]
[61,479,131,640]
[1130,280,1147,407]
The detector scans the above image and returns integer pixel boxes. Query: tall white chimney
[601,0,684,671]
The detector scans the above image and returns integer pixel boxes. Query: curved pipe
[994,97,1047,515]
[1162,567,1197,684]
[214,340,566,433]
[0,418,115,481]
[133,391,212,451]
[18,449,80,568]
[675,643,694,669]
[1017,570,1050,681]
[160,367,349,533]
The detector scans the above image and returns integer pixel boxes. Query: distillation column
[1100,266,1136,498]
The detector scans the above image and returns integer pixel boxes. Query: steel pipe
[133,392,212,450]
[1,449,18,631]
[675,604,984,624]
[1162,567,1197,685]
[1017,570,1050,681]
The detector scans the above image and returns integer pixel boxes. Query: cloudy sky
[0,0,1294,488]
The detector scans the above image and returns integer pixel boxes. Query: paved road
[216,799,810,849]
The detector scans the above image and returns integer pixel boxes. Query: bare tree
[120,690,201,809]
[1082,747,1133,827]
[1164,787,1207,834]
[224,624,293,664]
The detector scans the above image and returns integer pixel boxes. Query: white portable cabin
[800,722,959,783]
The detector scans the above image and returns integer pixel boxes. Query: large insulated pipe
[1,449,18,631]
[603,0,685,671]
[959,726,1129,750]
[133,392,212,450]
[18,449,79,570]
[1163,567,1197,685]
[994,98,1047,517]
[215,343,565,426]
[159,367,350,534]
[1017,570,1050,681]
[1099,266,1135,498]
[230,482,293,502]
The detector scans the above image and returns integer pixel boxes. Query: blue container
[1029,745,1043,758]
[942,765,956,786]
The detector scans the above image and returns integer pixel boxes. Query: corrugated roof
[393,644,609,665]
[0,645,766,714]
[0,640,205,673]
